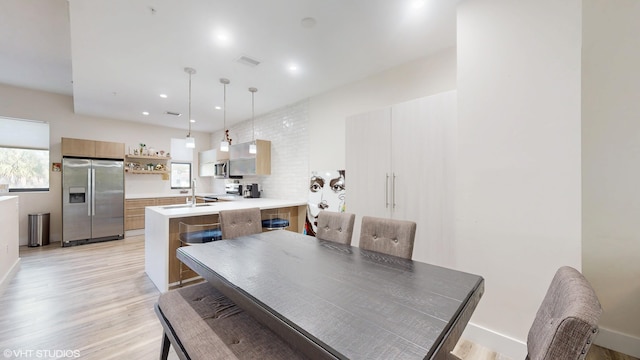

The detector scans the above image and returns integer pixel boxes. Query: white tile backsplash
[212,99,309,201]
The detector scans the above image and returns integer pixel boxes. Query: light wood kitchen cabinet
[346,90,457,264]
[124,199,155,231]
[125,196,189,230]
[229,140,271,176]
[61,137,124,159]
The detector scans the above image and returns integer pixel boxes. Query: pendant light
[184,67,196,148]
[220,78,230,152]
[249,87,258,154]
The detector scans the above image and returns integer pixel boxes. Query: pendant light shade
[184,67,196,148]
[220,78,230,152]
[249,87,258,154]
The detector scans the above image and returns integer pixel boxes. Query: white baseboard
[595,326,640,358]
[0,258,21,297]
[461,322,640,359]
[460,322,527,360]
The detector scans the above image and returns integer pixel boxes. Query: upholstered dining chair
[525,266,602,360]
[451,266,602,360]
[315,211,356,245]
[358,216,416,259]
[219,207,262,239]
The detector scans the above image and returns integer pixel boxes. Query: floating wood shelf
[125,169,169,175]
[125,155,171,160]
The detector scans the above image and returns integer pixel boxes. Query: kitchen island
[144,198,306,292]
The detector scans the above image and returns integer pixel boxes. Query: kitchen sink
[162,203,215,209]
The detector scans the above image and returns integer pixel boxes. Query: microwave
[214,160,242,179]
[213,161,228,178]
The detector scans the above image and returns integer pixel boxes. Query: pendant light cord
[220,78,230,141]
[188,72,192,137]
[249,87,257,143]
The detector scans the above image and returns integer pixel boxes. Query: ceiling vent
[237,55,261,67]
[165,111,182,116]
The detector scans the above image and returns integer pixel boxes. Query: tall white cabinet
[346,90,457,265]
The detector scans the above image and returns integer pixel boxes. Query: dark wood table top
[177,230,484,360]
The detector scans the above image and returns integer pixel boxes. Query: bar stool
[262,211,290,230]
[178,222,222,286]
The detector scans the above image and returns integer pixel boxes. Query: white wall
[309,47,457,171]
[0,196,20,296]
[0,83,212,245]
[211,100,310,201]
[582,0,640,356]
[456,1,583,358]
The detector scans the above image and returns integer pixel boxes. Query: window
[171,162,192,189]
[0,117,50,192]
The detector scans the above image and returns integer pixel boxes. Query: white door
[392,90,457,264]
[345,107,392,246]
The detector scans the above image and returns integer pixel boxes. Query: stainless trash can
[28,213,50,247]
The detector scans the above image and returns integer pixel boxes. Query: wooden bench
[155,282,308,360]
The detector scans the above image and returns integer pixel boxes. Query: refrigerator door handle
[87,168,92,216]
[91,168,96,216]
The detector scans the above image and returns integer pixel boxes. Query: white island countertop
[145,197,307,292]
[147,197,306,219]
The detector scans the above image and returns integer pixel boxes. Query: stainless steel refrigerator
[62,158,124,246]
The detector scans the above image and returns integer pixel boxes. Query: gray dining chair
[359,216,416,259]
[451,266,602,360]
[219,207,262,239]
[525,266,602,360]
[316,211,356,245]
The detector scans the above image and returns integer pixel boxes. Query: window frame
[170,162,192,189]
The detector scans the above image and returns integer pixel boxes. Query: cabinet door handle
[385,173,389,208]
[392,173,396,209]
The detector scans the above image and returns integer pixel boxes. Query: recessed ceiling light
[190,119,196,123]
[159,94,167,98]
[142,111,149,116]
[288,63,300,74]
[410,0,426,9]
[214,29,232,46]
[215,106,222,110]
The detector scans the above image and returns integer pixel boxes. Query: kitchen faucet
[191,178,196,207]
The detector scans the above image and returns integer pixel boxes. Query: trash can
[28,213,50,247]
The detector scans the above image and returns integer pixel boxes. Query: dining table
[177,230,484,360]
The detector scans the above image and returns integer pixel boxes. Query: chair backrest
[526,266,602,360]
[358,216,416,259]
[316,211,356,245]
[219,207,262,239]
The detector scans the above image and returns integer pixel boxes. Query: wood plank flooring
[0,236,636,360]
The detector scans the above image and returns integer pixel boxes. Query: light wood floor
[0,236,636,360]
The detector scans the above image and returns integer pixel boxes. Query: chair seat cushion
[179,228,222,243]
[158,282,307,360]
[262,218,290,228]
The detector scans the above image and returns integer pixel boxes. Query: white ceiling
[0,0,458,133]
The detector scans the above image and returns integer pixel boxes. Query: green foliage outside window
[0,147,49,191]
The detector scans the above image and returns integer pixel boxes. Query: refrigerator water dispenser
[69,187,86,203]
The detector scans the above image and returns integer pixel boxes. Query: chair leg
[160,331,171,360]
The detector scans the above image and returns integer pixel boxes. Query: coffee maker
[244,183,260,198]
